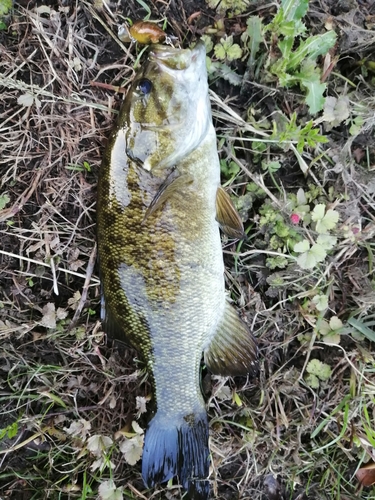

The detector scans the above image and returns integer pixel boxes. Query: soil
[1,0,375,499]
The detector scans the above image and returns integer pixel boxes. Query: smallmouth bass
[97,41,258,500]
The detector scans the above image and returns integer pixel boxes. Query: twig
[69,243,98,329]
[225,150,283,208]
[0,170,42,222]
[0,250,100,284]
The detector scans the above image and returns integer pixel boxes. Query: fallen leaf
[64,419,91,440]
[87,434,113,456]
[352,148,365,163]
[40,302,56,329]
[119,434,144,465]
[90,457,115,472]
[356,462,375,486]
[131,420,144,435]
[17,92,41,108]
[135,396,149,417]
[98,480,123,500]
[215,384,232,401]
[68,291,81,310]
[69,259,85,271]
[56,307,68,320]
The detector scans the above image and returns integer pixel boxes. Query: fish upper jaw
[148,40,206,71]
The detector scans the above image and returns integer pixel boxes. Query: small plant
[204,0,337,114]
[86,434,115,472]
[26,276,34,287]
[0,419,18,440]
[203,33,242,86]
[66,161,91,172]
[305,359,332,388]
[214,35,242,62]
[264,0,337,113]
[311,203,339,233]
[257,200,303,269]
[311,293,328,312]
[241,16,264,79]
[316,315,343,345]
[40,302,68,329]
[292,203,339,270]
[207,0,337,112]
[220,158,240,179]
[0,192,10,210]
[294,238,327,269]
[0,0,12,30]
[297,293,347,346]
[205,0,249,15]
[275,113,329,152]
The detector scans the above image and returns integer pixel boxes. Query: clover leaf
[311,204,339,233]
[214,35,243,62]
[317,316,343,345]
[316,233,337,250]
[294,239,326,270]
[312,294,328,312]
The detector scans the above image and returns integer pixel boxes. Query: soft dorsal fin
[142,170,194,223]
[215,187,245,239]
[204,301,258,376]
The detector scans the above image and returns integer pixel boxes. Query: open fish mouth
[149,41,206,70]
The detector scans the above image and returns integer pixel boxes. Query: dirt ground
[1,0,375,499]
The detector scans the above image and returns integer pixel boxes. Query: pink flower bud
[290,213,300,224]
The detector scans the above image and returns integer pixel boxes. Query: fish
[96,41,258,500]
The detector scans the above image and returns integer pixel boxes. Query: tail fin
[142,410,210,500]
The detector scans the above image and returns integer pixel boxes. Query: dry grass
[1,1,375,499]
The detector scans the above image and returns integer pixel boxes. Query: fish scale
[97,41,258,499]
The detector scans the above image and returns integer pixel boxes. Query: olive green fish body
[98,131,224,403]
[97,42,257,499]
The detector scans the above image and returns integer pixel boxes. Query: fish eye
[138,79,152,95]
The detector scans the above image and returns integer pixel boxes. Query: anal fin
[204,301,258,376]
[215,186,245,239]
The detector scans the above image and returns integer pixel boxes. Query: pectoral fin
[204,302,258,376]
[143,171,194,223]
[216,187,245,239]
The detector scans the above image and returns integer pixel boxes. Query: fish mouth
[148,40,206,70]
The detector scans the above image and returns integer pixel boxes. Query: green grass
[0,0,375,498]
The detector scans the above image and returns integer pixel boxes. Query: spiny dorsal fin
[142,171,194,223]
[204,301,258,376]
[215,186,245,239]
